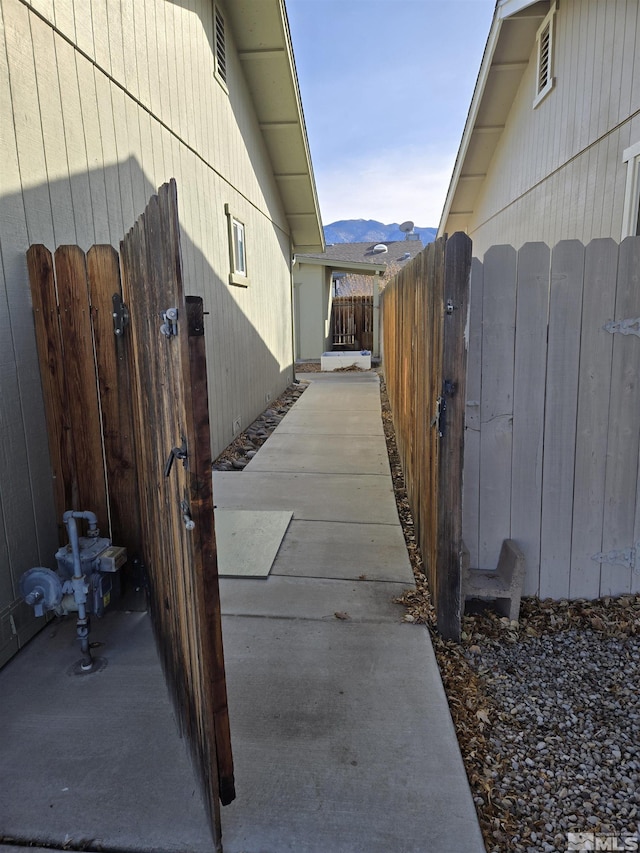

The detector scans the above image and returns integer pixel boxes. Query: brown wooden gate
[27,180,233,848]
[381,233,471,640]
[331,294,374,350]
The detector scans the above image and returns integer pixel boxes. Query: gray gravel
[469,629,640,852]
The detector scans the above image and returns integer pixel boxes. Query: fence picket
[570,239,617,598]
[511,243,550,597]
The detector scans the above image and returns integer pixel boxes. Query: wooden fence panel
[331,295,374,351]
[511,243,550,597]
[569,239,617,598]
[381,233,471,639]
[467,236,640,601]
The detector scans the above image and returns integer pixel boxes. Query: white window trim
[225,204,249,287]
[622,141,640,239]
[533,2,556,109]
[213,4,228,93]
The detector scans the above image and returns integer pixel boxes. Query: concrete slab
[297,371,379,383]
[246,433,390,475]
[275,409,384,436]
[292,389,382,412]
[0,612,212,853]
[270,519,414,583]
[220,575,410,622]
[216,509,292,577]
[220,616,485,853]
[213,472,400,525]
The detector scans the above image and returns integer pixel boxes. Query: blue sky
[286,0,496,228]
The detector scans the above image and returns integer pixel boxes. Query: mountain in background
[324,219,437,245]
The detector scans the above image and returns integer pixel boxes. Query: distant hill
[324,219,437,245]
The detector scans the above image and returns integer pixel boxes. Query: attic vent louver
[533,3,556,108]
[372,244,388,254]
[215,6,227,84]
[537,22,550,93]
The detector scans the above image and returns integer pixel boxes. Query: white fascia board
[294,257,386,275]
[437,15,503,237]
[497,0,541,18]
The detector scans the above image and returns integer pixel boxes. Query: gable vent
[537,21,551,94]
[215,6,227,84]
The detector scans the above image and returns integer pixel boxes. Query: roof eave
[294,256,387,275]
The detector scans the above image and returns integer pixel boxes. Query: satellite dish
[399,220,415,233]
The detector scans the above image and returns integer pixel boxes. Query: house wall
[293,263,332,359]
[0,0,296,664]
[467,0,640,256]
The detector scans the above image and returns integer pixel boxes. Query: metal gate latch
[112,293,130,337]
[160,307,178,338]
[164,437,188,477]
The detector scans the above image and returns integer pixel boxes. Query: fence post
[437,232,472,641]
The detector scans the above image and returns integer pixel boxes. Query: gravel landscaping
[379,371,640,853]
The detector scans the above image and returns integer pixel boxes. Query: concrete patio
[0,371,484,853]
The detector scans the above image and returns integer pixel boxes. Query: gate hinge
[592,541,640,572]
[603,317,640,337]
[112,293,130,337]
[160,307,178,338]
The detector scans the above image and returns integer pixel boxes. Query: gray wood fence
[465,237,640,600]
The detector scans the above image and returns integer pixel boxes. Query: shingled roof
[297,240,423,269]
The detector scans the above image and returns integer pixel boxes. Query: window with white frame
[225,204,249,286]
[622,141,640,239]
[533,3,556,108]
[214,5,227,88]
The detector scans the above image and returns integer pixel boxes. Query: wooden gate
[381,233,471,640]
[27,181,233,848]
[331,294,374,350]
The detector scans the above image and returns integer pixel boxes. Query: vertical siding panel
[71,0,94,59]
[76,56,110,244]
[93,70,124,244]
[511,243,550,597]
[539,240,584,599]
[607,1,626,129]
[144,0,162,119]
[132,0,150,108]
[600,236,640,596]
[55,35,95,246]
[105,0,125,82]
[110,84,136,232]
[119,0,139,97]
[0,4,57,571]
[52,0,75,42]
[478,245,516,570]
[90,0,111,74]
[629,0,640,115]
[594,1,615,139]
[569,238,617,598]
[27,0,54,20]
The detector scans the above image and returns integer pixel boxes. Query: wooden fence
[381,233,471,640]
[331,294,374,351]
[465,237,640,601]
[27,181,233,848]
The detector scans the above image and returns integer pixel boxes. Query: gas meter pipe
[62,510,99,671]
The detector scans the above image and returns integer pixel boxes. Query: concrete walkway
[0,371,484,853]
[216,372,484,853]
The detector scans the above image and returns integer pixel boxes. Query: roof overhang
[294,256,386,276]
[225,0,324,252]
[438,0,550,238]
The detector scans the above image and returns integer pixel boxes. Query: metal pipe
[63,511,98,671]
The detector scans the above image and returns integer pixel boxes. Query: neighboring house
[439,0,640,256]
[294,240,422,359]
[0,0,322,665]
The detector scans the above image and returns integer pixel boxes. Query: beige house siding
[0,0,301,664]
[462,0,640,256]
[293,263,332,360]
